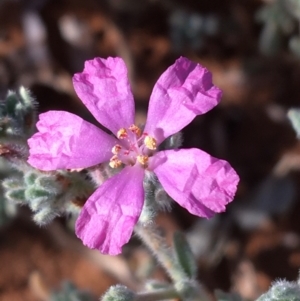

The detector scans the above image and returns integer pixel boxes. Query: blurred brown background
[1,0,300,300]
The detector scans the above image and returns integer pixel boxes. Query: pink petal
[150,148,239,218]
[144,57,222,144]
[75,166,145,255]
[73,57,135,135]
[28,111,117,170]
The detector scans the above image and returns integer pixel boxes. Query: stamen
[129,124,141,137]
[109,155,122,168]
[144,136,157,150]
[117,128,128,139]
[137,155,149,167]
[112,144,122,155]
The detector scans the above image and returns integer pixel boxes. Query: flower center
[109,125,157,169]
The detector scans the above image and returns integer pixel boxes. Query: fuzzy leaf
[5,188,26,203]
[35,175,63,194]
[33,207,58,225]
[2,177,24,190]
[24,172,38,186]
[256,280,300,301]
[25,187,53,200]
[28,196,50,211]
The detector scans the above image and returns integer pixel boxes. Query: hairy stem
[134,222,186,283]
[135,223,212,301]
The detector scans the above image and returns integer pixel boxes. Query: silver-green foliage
[256,0,300,57]
[3,169,94,225]
[256,280,300,301]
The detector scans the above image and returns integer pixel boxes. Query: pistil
[110,125,155,169]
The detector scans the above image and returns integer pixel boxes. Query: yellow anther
[137,155,149,166]
[109,155,122,168]
[112,144,122,155]
[129,124,141,137]
[117,128,128,139]
[144,136,157,150]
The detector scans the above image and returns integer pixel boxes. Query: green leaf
[173,231,197,279]
[24,172,38,186]
[2,177,24,190]
[25,187,53,200]
[5,188,26,203]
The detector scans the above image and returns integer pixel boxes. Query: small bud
[102,285,135,301]
[257,280,300,301]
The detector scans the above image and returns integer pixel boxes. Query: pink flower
[28,57,239,255]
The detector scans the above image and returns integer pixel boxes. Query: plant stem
[134,222,187,283]
[135,223,212,301]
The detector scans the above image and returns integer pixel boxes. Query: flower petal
[75,166,145,255]
[150,149,239,218]
[144,57,222,144]
[73,57,135,135]
[28,111,117,170]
